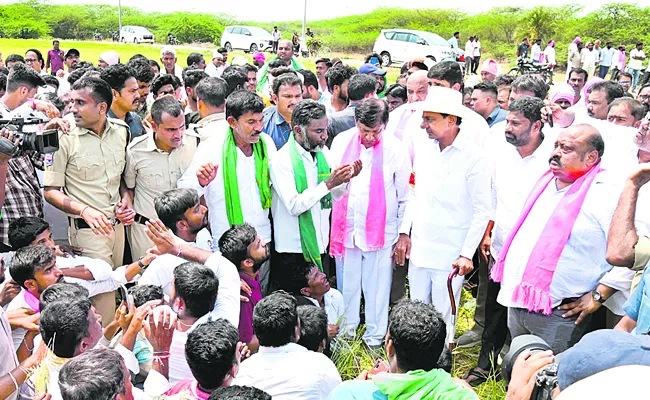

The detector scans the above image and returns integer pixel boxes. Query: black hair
[297,305,328,352]
[151,74,180,97]
[195,77,228,109]
[511,74,549,100]
[154,188,200,234]
[218,223,257,269]
[0,67,9,76]
[187,52,205,67]
[221,66,248,97]
[225,90,265,120]
[437,347,453,373]
[25,49,44,70]
[40,298,92,358]
[6,63,45,92]
[473,81,498,99]
[6,54,25,65]
[495,74,515,88]
[355,98,389,127]
[272,73,302,96]
[42,74,58,90]
[315,58,333,68]
[325,63,357,92]
[10,245,55,288]
[617,71,633,82]
[364,52,383,67]
[386,83,407,101]
[389,299,446,372]
[185,319,239,390]
[127,59,155,84]
[149,59,160,71]
[40,283,89,311]
[609,97,646,121]
[129,54,148,63]
[67,66,102,86]
[77,61,93,69]
[242,63,258,73]
[208,386,271,400]
[217,47,228,55]
[291,99,327,129]
[589,80,626,104]
[269,67,296,79]
[151,96,183,125]
[268,59,288,70]
[99,63,135,92]
[281,260,314,295]
[508,96,545,126]
[8,216,49,250]
[427,61,462,88]
[128,284,164,308]
[59,348,126,400]
[72,77,113,110]
[298,69,318,90]
[184,69,208,90]
[454,31,460,36]
[568,67,588,82]
[253,290,299,347]
[347,74,377,101]
[173,262,219,318]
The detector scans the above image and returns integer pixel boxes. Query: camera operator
[0,64,66,252]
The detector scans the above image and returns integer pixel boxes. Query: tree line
[1,1,649,65]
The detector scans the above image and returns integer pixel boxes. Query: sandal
[462,367,489,387]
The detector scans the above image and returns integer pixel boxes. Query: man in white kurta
[329,99,411,347]
[177,90,276,251]
[398,86,491,344]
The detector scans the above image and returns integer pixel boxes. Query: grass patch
[332,288,506,399]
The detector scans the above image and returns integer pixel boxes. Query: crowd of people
[0,33,648,400]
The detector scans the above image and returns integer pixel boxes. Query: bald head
[277,40,294,63]
[550,124,604,185]
[406,70,430,103]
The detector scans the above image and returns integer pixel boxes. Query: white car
[221,26,273,53]
[120,26,155,44]
[373,29,455,67]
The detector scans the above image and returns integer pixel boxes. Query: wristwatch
[138,257,150,271]
[592,289,606,303]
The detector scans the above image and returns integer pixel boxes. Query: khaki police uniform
[44,118,129,325]
[124,131,198,259]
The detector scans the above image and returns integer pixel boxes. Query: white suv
[221,26,273,53]
[120,26,154,44]
[373,29,455,67]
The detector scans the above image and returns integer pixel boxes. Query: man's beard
[338,91,348,103]
[251,245,271,273]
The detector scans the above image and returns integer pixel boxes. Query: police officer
[44,77,133,324]
[124,97,197,259]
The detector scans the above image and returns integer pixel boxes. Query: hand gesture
[629,163,650,189]
[197,162,218,187]
[33,99,61,119]
[115,198,135,226]
[240,278,252,303]
[452,256,473,276]
[145,218,180,256]
[391,233,411,267]
[6,307,39,331]
[480,235,492,262]
[558,291,601,324]
[45,118,71,134]
[0,279,21,307]
[80,206,113,236]
[351,159,363,178]
[236,341,251,363]
[144,305,177,353]
[505,350,554,400]
[326,163,355,189]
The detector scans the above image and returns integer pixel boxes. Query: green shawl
[256,56,305,92]
[373,369,479,400]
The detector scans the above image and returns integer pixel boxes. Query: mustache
[549,155,561,166]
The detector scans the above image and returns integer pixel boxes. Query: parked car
[373,29,455,67]
[120,26,155,44]
[221,26,273,53]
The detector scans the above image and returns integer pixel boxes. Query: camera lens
[502,334,552,384]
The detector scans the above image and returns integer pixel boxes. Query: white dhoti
[408,266,464,344]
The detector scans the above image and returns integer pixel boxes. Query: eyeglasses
[25,58,38,63]
[158,89,174,96]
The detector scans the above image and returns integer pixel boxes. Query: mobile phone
[117,285,132,310]
[370,56,379,65]
[369,359,389,376]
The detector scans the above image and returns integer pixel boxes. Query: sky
[34,0,612,22]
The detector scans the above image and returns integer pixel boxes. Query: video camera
[0,110,59,157]
[502,335,562,400]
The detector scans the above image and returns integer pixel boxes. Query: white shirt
[329,129,411,251]
[304,289,345,327]
[498,170,622,308]
[581,49,598,68]
[56,72,70,95]
[177,131,276,249]
[205,62,219,77]
[473,41,481,57]
[491,138,555,257]
[544,46,556,64]
[270,142,345,254]
[273,30,282,40]
[0,308,17,400]
[464,41,474,57]
[629,48,646,70]
[57,255,128,297]
[233,342,341,399]
[400,129,491,270]
[160,64,185,84]
[448,37,459,49]
[139,238,240,328]
[531,44,542,62]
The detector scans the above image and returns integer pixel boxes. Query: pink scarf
[490,164,602,315]
[22,289,40,312]
[330,131,386,257]
[165,379,211,399]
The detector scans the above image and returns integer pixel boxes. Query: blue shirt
[263,106,292,149]
[623,265,650,334]
[108,110,145,141]
[486,106,508,128]
[600,47,616,67]
[328,379,387,399]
